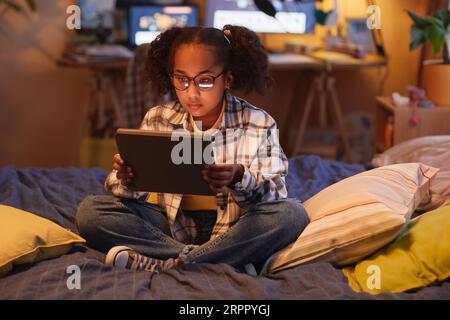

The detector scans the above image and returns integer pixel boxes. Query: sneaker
[105,246,181,273]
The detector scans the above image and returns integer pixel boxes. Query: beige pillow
[372,135,450,209]
[262,163,438,274]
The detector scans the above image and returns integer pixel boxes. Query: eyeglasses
[170,70,226,91]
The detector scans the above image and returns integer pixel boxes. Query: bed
[1,154,450,299]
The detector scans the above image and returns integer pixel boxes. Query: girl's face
[172,44,232,127]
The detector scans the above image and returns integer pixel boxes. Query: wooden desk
[60,50,387,163]
[308,52,387,70]
[282,51,387,162]
[268,53,323,70]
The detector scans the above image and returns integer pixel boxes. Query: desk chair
[86,61,128,138]
[121,44,167,129]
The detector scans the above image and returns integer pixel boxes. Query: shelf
[375,96,450,152]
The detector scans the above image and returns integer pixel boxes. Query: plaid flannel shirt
[105,92,288,244]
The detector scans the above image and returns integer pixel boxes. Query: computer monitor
[128,4,199,46]
[78,0,116,30]
[206,0,316,34]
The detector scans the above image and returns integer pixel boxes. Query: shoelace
[130,252,178,273]
[136,254,162,272]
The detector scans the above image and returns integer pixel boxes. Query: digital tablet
[115,128,215,195]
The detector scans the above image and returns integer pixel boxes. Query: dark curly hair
[146,25,273,98]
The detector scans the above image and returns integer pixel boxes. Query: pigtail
[223,25,273,94]
[146,27,184,97]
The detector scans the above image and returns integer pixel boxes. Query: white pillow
[262,163,438,274]
[372,135,450,209]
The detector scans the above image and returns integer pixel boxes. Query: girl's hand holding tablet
[201,164,244,194]
[113,153,134,186]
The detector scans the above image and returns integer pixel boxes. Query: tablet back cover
[115,129,214,195]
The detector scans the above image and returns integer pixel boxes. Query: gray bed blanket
[1,156,449,299]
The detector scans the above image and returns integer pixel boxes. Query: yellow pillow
[262,163,438,274]
[0,205,86,277]
[343,205,450,294]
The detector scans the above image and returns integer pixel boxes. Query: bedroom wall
[231,0,429,156]
[0,0,430,168]
[0,0,88,168]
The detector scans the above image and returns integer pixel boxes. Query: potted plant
[408,9,450,106]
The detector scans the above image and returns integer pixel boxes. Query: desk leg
[97,73,106,132]
[281,72,304,153]
[292,76,319,156]
[327,77,352,163]
[318,73,327,128]
[85,75,98,137]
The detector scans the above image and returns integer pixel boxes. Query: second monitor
[205,0,316,34]
[128,4,199,46]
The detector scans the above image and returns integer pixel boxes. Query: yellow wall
[0,0,429,167]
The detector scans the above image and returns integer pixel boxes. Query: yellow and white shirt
[147,99,226,211]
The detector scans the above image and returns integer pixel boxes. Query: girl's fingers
[205,177,228,188]
[120,177,133,186]
[211,179,228,187]
[207,164,233,172]
[115,165,133,174]
[202,169,231,180]
[117,171,134,180]
[202,174,219,183]
[114,154,124,165]
[207,171,231,179]
[203,173,227,193]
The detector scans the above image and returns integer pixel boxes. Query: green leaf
[410,25,427,50]
[433,9,450,28]
[407,10,430,29]
[429,23,446,53]
[408,9,450,53]
[426,16,445,30]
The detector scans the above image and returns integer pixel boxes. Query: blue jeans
[75,195,309,268]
